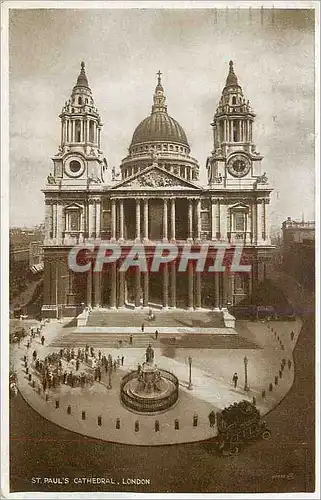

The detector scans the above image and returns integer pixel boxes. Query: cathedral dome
[130,71,189,148]
[131,112,189,147]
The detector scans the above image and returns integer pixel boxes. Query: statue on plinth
[145,344,155,364]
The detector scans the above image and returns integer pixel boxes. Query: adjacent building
[282,217,315,290]
[42,61,273,317]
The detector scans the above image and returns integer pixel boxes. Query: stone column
[88,200,95,238]
[110,262,117,308]
[220,203,227,241]
[72,120,76,143]
[238,120,242,142]
[118,270,125,308]
[263,200,267,241]
[93,271,101,308]
[111,199,117,240]
[119,199,124,241]
[188,261,194,310]
[163,199,168,241]
[52,203,57,239]
[257,201,263,242]
[224,120,227,142]
[163,263,169,308]
[214,273,220,309]
[143,198,149,241]
[95,199,101,238]
[136,199,141,241]
[86,119,90,143]
[61,120,64,145]
[170,262,176,308]
[222,268,229,308]
[195,272,202,309]
[196,199,201,240]
[87,266,92,307]
[135,269,141,308]
[170,199,176,241]
[56,203,63,243]
[143,271,149,307]
[188,199,193,240]
[211,200,216,240]
[44,202,52,242]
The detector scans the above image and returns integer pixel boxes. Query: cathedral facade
[42,61,273,317]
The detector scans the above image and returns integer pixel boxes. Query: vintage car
[217,400,271,456]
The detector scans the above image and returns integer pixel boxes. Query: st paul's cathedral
[42,61,273,317]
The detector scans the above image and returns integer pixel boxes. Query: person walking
[41,335,45,346]
[208,410,216,427]
[121,356,124,366]
[32,350,37,361]
[141,323,145,333]
[155,330,158,340]
[232,372,238,388]
[117,356,120,366]
[129,335,133,345]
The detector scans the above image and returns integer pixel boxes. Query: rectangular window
[234,212,245,232]
[69,211,80,232]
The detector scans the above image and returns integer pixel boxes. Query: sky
[8,6,316,231]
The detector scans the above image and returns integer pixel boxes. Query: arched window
[233,121,238,142]
[78,96,82,105]
[85,98,88,104]
[232,96,237,105]
[75,120,81,142]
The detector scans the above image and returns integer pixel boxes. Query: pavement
[12,311,302,446]
[9,270,315,494]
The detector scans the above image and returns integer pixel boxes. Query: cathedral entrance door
[149,200,163,241]
[149,272,164,308]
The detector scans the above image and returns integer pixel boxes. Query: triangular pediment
[229,202,249,210]
[111,164,202,191]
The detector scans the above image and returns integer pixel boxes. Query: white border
[1,1,320,499]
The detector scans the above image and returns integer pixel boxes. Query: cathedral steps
[49,332,259,350]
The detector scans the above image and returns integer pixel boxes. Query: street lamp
[244,355,250,391]
[188,356,193,390]
[107,354,112,389]
[107,367,112,389]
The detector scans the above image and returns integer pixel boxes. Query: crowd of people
[30,342,125,393]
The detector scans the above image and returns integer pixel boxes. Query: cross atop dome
[157,70,162,85]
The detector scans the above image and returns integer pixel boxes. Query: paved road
[9,309,315,494]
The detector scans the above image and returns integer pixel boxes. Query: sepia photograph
[1,1,319,497]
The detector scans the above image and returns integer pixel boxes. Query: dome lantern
[130,71,189,148]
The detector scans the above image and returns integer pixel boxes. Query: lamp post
[107,354,112,389]
[107,366,112,389]
[244,355,250,391]
[188,356,193,390]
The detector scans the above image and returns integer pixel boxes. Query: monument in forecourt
[120,344,179,414]
[41,61,273,317]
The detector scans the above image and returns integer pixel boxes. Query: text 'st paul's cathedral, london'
[42,61,273,317]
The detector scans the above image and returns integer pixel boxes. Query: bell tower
[50,62,104,185]
[207,60,263,187]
